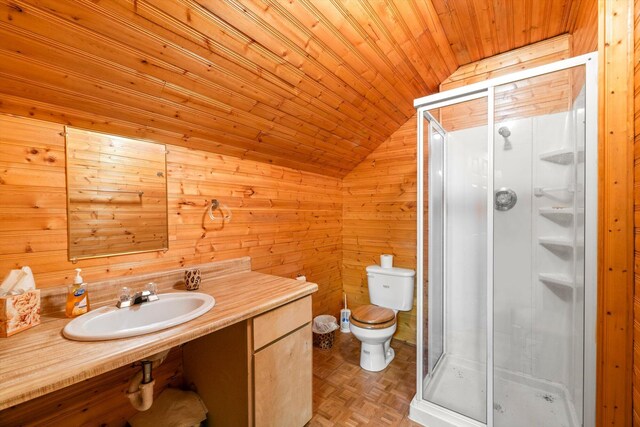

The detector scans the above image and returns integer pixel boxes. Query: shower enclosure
[410,53,597,427]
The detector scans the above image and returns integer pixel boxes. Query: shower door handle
[495,188,517,211]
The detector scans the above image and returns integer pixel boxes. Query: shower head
[498,126,512,150]
[498,126,511,138]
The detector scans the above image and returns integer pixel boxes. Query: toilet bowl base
[359,340,395,372]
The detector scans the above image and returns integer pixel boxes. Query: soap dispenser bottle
[65,268,90,318]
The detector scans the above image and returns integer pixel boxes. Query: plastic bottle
[65,268,90,318]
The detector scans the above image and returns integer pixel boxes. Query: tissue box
[0,290,41,337]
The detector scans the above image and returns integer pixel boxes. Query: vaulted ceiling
[0,0,595,176]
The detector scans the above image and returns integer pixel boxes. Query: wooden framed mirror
[65,127,168,262]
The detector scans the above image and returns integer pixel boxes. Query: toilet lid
[351,305,395,324]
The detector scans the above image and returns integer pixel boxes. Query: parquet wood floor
[310,332,420,426]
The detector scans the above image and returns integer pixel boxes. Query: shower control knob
[495,188,517,211]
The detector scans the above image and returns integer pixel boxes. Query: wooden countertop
[0,271,317,410]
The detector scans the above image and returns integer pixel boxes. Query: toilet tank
[366,265,415,311]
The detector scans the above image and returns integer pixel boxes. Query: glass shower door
[492,66,586,427]
[421,98,488,423]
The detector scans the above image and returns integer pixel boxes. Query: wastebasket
[312,315,339,349]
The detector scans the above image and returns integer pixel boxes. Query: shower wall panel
[492,118,534,377]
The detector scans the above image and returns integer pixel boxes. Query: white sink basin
[63,292,215,341]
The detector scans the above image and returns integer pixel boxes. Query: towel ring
[208,199,232,222]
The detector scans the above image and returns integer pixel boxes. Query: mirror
[65,127,168,262]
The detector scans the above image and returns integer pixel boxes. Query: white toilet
[349,264,415,372]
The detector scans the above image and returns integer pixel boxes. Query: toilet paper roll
[380,254,393,268]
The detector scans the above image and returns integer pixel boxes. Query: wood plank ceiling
[0,0,593,177]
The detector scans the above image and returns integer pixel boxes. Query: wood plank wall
[440,35,572,90]
[599,1,635,426]
[440,35,572,89]
[0,114,343,320]
[635,2,640,424]
[342,116,418,344]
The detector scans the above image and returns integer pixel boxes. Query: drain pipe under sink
[126,349,170,411]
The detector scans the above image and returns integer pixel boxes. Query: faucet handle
[116,287,132,308]
[119,287,131,301]
[145,282,159,301]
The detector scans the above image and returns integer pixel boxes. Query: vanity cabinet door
[253,323,312,427]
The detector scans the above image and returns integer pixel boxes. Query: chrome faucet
[117,283,159,308]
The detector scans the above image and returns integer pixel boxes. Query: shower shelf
[539,207,572,217]
[533,185,575,197]
[538,207,584,223]
[539,148,574,165]
[538,237,574,249]
[539,273,575,290]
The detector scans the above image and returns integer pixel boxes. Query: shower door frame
[425,111,448,380]
[411,52,598,427]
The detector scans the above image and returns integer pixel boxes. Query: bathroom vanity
[0,257,316,426]
[183,295,312,426]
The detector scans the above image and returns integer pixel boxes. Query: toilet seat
[350,305,396,330]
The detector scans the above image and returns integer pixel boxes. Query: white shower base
[422,355,579,427]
